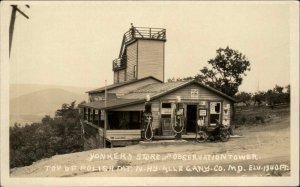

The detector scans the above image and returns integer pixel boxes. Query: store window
[209,102,221,125]
[161,103,172,133]
[161,103,172,118]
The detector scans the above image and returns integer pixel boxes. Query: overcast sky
[6,2,292,93]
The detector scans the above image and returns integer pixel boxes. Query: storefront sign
[223,117,230,126]
[199,109,207,116]
[223,104,230,116]
[161,108,172,114]
[101,110,105,120]
[222,104,230,125]
[177,108,184,115]
[223,108,229,115]
[191,89,199,99]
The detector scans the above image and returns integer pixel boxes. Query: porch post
[98,110,101,126]
[92,109,95,124]
[83,107,86,120]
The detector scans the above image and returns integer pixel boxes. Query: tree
[195,46,251,97]
[265,89,277,106]
[167,76,194,82]
[55,101,76,118]
[274,85,284,94]
[10,101,83,168]
[235,92,252,106]
[252,91,266,106]
[286,84,290,94]
[285,84,290,103]
[265,84,290,106]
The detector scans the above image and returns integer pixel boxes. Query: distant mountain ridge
[10,84,93,99]
[10,85,89,126]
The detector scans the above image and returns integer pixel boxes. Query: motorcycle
[195,119,230,142]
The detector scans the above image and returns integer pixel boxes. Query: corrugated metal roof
[120,81,189,99]
[132,81,188,93]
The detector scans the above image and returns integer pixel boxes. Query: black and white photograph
[0,1,299,186]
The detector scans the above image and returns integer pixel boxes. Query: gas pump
[172,97,184,140]
[143,101,153,141]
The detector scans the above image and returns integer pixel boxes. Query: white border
[1,1,299,186]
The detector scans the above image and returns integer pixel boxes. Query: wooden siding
[155,83,233,125]
[114,72,118,84]
[89,93,118,102]
[119,69,126,83]
[111,103,145,111]
[89,93,104,101]
[137,40,164,82]
[126,42,138,81]
[83,121,104,149]
[106,129,141,140]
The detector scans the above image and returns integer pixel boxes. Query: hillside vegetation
[10,102,84,168]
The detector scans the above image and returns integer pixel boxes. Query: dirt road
[10,113,290,177]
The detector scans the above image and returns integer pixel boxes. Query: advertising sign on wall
[191,89,199,99]
[199,109,207,116]
[161,108,172,114]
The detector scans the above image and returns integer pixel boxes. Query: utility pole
[9,5,30,57]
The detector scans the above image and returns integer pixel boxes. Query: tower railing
[118,26,166,58]
[124,27,166,44]
[112,55,127,71]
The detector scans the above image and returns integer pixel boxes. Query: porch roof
[79,98,141,110]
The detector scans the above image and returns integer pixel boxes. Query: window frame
[209,102,222,125]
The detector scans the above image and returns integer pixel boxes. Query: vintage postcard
[0,1,299,186]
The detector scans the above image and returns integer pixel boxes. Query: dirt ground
[10,107,290,177]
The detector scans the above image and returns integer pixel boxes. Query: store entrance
[186,105,197,133]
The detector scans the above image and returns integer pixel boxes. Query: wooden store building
[79,25,236,149]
